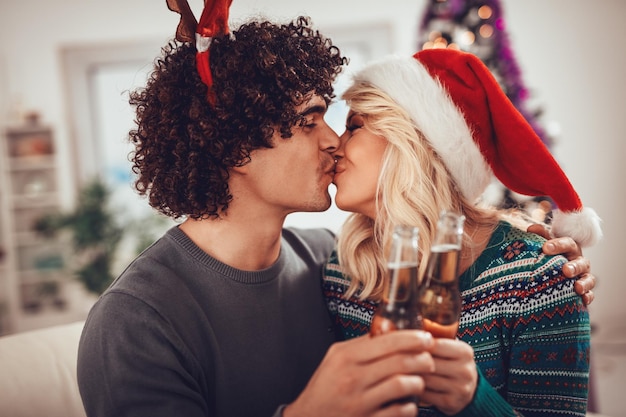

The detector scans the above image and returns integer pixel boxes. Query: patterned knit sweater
[323,221,590,417]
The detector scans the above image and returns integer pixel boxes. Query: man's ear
[231,165,247,175]
[230,158,252,175]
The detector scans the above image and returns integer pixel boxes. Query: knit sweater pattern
[323,221,590,417]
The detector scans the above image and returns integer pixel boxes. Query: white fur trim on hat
[356,55,493,202]
[552,207,603,248]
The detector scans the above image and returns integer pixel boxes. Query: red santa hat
[354,48,602,247]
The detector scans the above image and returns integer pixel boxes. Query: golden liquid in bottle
[426,244,459,283]
[370,263,421,407]
[370,264,421,336]
[418,245,461,339]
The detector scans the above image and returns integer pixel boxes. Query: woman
[324,49,602,416]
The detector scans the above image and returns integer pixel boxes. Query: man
[78,13,438,417]
[77,4,594,417]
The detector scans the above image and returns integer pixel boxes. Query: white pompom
[551,207,603,248]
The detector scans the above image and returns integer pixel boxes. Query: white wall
[499,5,626,414]
[502,0,626,324]
[1,0,624,413]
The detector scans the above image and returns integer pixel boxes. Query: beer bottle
[370,225,421,336]
[418,211,465,339]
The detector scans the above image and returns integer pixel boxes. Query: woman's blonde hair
[337,81,498,300]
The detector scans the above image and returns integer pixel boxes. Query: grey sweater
[77,226,337,417]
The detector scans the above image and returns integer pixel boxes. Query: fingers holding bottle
[420,338,478,415]
[283,330,435,417]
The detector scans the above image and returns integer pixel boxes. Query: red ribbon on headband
[197,0,232,39]
[196,0,232,94]
[167,0,233,103]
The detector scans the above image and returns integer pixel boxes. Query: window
[62,23,392,232]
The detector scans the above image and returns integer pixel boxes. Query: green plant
[34,178,124,295]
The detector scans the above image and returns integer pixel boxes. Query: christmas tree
[418,0,554,220]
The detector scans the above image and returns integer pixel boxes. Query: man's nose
[321,122,341,153]
[331,133,348,159]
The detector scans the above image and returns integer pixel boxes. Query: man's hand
[527,223,596,306]
[284,330,435,417]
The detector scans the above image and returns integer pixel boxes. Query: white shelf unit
[0,123,75,334]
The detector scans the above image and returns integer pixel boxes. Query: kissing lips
[333,162,344,184]
[323,157,337,177]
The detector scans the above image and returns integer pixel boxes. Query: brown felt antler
[166,0,198,43]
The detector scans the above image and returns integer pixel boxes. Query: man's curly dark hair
[128,16,347,219]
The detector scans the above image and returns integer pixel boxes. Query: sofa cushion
[0,321,86,417]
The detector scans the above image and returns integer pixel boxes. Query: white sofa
[0,321,86,417]
[0,320,613,417]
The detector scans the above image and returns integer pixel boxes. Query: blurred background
[0,0,624,414]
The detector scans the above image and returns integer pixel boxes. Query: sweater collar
[167,226,287,285]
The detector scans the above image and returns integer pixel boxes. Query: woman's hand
[527,223,596,306]
[420,338,477,415]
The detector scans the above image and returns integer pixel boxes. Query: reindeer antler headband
[167,0,233,103]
